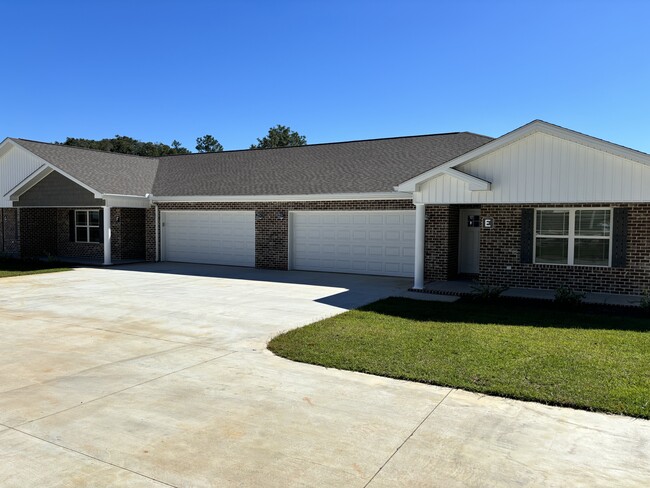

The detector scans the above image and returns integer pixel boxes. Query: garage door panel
[368,246,383,256]
[353,214,367,225]
[385,214,402,225]
[291,210,415,277]
[337,214,353,225]
[163,211,255,267]
[404,214,416,225]
[385,246,401,257]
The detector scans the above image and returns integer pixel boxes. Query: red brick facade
[147,200,415,269]
[424,205,460,281]
[14,200,650,295]
[55,209,103,260]
[21,208,58,258]
[0,208,21,256]
[479,203,650,295]
[111,208,146,260]
[19,207,145,262]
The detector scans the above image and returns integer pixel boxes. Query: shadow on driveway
[100,261,413,310]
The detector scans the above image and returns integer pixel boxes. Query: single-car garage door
[162,211,255,267]
[290,211,415,277]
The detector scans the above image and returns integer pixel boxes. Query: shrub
[554,286,586,306]
[470,282,509,300]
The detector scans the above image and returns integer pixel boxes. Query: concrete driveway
[0,263,648,487]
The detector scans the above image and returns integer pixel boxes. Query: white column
[414,203,425,290]
[103,206,112,265]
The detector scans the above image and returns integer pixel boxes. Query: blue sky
[1,1,649,152]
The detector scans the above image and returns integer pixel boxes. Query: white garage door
[290,211,415,277]
[162,211,255,267]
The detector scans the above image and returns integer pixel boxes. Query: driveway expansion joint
[363,388,455,487]
[15,351,237,428]
[8,426,177,487]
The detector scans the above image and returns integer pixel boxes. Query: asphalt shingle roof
[11,139,159,196]
[10,132,493,197]
[152,132,493,196]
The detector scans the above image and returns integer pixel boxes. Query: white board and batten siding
[0,144,45,207]
[416,131,650,204]
[162,211,255,267]
[290,211,415,277]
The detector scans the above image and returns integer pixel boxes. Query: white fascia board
[153,192,413,203]
[0,138,15,158]
[443,168,491,191]
[103,193,151,199]
[396,119,650,191]
[6,166,53,199]
[7,142,104,198]
[103,194,152,208]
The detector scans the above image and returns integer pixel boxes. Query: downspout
[414,203,426,290]
[103,206,112,265]
[16,208,20,254]
[154,203,160,262]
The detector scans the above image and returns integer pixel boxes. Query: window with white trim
[534,209,612,266]
[75,210,100,243]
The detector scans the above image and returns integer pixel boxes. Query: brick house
[1,120,648,295]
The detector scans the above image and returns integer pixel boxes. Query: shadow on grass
[0,257,71,270]
[361,297,650,332]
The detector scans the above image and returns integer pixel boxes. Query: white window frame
[534,207,613,267]
[75,209,100,243]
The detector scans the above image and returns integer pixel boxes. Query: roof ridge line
[159,131,493,157]
[12,138,160,160]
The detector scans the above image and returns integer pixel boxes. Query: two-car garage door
[290,211,415,277]
[162,210,415,278]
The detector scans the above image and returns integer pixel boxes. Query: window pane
[89,227,100,243]
[76,227,88,242]
[76,211,87,225]
[575,239,609,266]
[535,237,568,264]
[89,210,100,226]
[575,210,610,237]
[536,210,569,236]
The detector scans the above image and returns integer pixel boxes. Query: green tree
[59,135,191,156]
[195,134,224,153]
[250,124,307,149]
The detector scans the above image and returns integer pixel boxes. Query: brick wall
[56,209,103,260]
[20,208,58,257]
[19,207,145,262]
[112,208,146,260]
[0,208,20,256]
[424,205,460,281]
[145,207,157,262]
[480,203,650,295]
[149,200,415,269]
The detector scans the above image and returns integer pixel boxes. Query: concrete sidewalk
[0,263,648,487]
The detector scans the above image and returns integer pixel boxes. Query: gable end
[14,171,105,207]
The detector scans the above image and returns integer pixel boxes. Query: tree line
[57,125,307,157]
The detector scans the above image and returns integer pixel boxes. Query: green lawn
[0,258,71,278]
[268,297,650,419]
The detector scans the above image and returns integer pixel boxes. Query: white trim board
[153,192,413,203]
[5,166,53,199]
